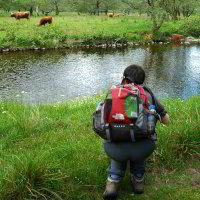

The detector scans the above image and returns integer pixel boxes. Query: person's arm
[154,98,170,125]
[144,87,170,125]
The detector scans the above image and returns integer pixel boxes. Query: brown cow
[39,16,52,26]
[144,34,153,41]
[171,34,184,40]
[107,13,114,17]
[11,12,30,20]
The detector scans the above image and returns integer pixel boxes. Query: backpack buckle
[105,124,111,142]
[129,124,135,142]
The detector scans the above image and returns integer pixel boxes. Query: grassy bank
[0,14,187,50]
[0,96,199,199]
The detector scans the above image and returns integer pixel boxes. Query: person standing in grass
[103,64,169,199]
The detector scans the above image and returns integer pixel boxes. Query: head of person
[122,64,145,85]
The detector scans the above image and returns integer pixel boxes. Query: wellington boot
[103,180,119,199]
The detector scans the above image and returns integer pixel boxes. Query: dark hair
[122,64,145,84]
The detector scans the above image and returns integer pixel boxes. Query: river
[0,44,200,104]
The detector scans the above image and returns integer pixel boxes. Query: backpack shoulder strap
[143,86,156,105]
[131,84,148,109]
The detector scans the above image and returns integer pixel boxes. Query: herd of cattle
[10,11,120,26]
[10,11,187,43]
[10,11,52,26]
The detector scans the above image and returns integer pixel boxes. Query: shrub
[179,16,200,37]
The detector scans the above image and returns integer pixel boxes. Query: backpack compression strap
[143,86,156,106]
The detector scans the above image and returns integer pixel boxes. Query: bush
[179,16,200,37]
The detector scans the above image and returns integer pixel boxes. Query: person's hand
[161,113,169,125]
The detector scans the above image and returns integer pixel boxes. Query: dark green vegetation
[0,96,199,199]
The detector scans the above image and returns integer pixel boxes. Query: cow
[171,34,184,40]
[114,14,120,17]
[107,13,114,18]
[39,16,52,26]
[144,34,153,41]
[11,12,30,20]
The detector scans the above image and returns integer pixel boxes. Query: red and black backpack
[92,84,156,142]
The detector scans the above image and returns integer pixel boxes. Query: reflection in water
[143,45,200,99]
[0,45,200,104]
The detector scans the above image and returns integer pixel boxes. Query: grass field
[0,13,185,49]
[0,96,199,199]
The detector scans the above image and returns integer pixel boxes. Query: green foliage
[160,20,184,35]
[179,16,200,37]
[127,33,141,41]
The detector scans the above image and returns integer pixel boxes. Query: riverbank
[0,96,199,199]
[1,14,200,52]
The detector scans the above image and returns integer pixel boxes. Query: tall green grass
[155,97,200,168]
[0,96,199,199]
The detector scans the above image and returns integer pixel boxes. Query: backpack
[92,84,157,142]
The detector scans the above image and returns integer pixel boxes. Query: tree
[101,0,120,15]
[0,0,16,12]
[121,0,145,14]
[18,0,37,15]
[177,0,199,18]
[35,0,67,15]
[4,0,37,15]
[121,0,200,39]
[51,0,63,15]
[161,0,181,20]
[159,0,199,20]
[69,0,119,15]
[147,0,167,39]
[121,0,167,39]
[37,0,54,15]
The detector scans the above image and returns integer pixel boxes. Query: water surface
[0,44,200,104]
